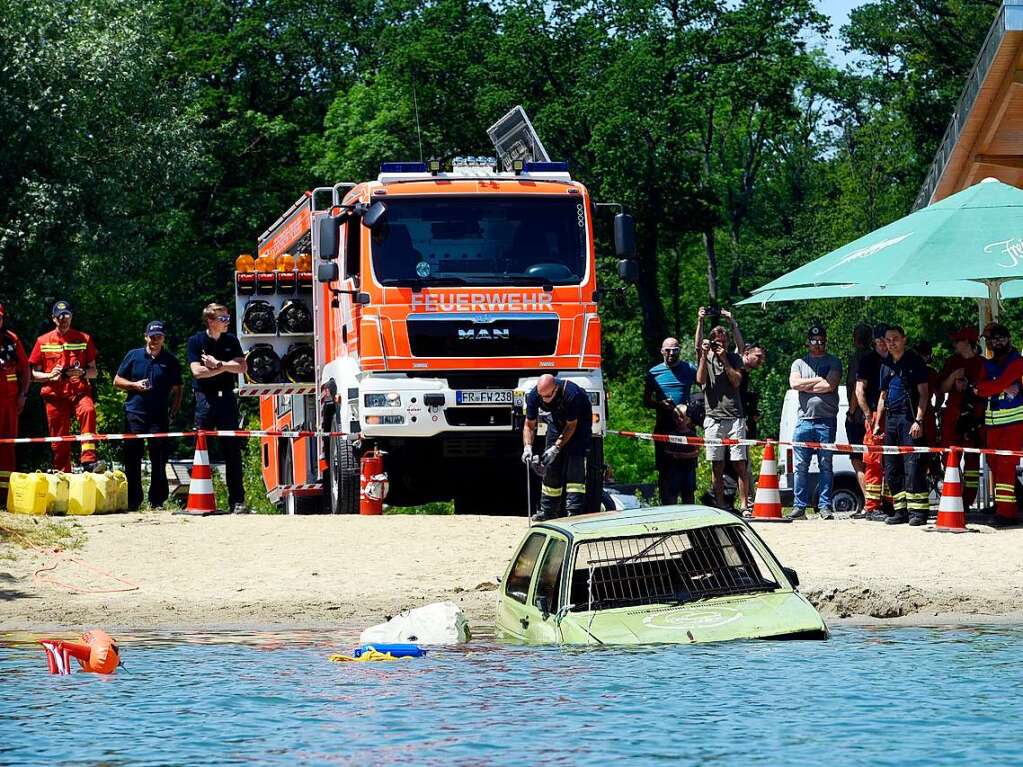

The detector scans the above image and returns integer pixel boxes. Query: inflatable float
[40,629,121,675]
[328,643,426,663]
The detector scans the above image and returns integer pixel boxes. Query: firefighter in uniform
[0,304,30,504]
[856,325,891,520]
[522,374,593,522]
[28,301,101,473]
[967,322,1023,527]
[938,327,985,508]
[873,326,930,525]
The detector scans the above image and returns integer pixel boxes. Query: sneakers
[81,460,107,473]
[819,510,834,520]
[864,511,888,522]
[231,503,252,515]
[908,515,927,527]
[849,510,866,519]
[788,508,807,520]
[884,513,908,525]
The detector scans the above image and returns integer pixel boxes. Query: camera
[702,304,721,318]
[710,340,723,352]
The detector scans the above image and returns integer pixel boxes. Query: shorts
[703,416,748,462]
[845,412,866,445]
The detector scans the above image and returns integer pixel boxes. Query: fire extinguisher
[359,447,388,515]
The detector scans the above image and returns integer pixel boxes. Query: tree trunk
[703,228,719,301]
[636,217,668,354]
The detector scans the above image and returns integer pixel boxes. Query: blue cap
[145,320,166,337]
[52,300,72,317]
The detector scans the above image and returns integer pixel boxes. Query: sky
[816,0,865,63]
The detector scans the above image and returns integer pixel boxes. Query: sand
[2,510,1022,633]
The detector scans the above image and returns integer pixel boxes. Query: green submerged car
[496,505,828,644]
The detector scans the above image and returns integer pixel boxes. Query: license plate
[456,389,513,405]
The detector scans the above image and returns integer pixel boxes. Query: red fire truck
[234,154,636,514]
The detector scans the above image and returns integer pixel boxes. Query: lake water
[2,625,1021,766]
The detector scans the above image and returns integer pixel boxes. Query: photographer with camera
[0,304,30,505]
[644,337,699,504]
[696,313,749,513]
[695,305,744,356]
[938,327,984,509]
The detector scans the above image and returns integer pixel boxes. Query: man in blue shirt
[644,337,698,504]
[114,321,183,510]
[522,375,593,521]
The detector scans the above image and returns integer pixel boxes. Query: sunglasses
[215,315,231,323]
[808,338,825,345]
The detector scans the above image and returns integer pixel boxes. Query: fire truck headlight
[365,393,402,408]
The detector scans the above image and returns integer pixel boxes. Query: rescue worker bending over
[0,303,30,504]
[522,374,593,522]
[873,326,930,526]
[963,322,1023,528]
[28,300,102,473]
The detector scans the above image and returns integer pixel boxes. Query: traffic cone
[752,442,790,523]
[175,432,224,516]
[933,449,971,533]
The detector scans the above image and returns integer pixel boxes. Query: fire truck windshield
[372,196,587,287]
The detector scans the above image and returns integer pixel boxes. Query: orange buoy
[40,629,121,674]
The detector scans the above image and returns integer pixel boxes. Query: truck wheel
[584,437,604,515]
[830,480,863,517]
[326,418,359,514]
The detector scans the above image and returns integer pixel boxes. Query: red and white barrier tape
[608,429,1023,460]
[0,429,337,445]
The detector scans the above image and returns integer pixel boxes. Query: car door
[528,534,570,644]
[496,531,547,642]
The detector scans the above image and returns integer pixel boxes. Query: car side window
[344,219,360,278]
[505,532,546,604]
[533,538,567,614]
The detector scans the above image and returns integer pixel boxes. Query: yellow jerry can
[92,472,117,513]
[67,473,97,516]
[45,473,70,515]
[110,470,129,511]
[6,472,49,515]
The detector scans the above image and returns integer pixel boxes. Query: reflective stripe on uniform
[541,485,563,497]
[566,483,586,494]
[906,491,929,511]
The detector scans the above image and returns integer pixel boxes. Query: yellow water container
[111,470,129,511]
[67,473,97,516]
[92,472,117,513]
[6,472,49,515]
[45,473,70,515]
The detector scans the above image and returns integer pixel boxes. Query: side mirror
[782,566,799,588]
[614,212,636,258]
[317,262,339,283]
[362,200,388,230]
[354,292,372,305]
[618,259,639,284]
[317,214,341,260]
[536,595,550,620]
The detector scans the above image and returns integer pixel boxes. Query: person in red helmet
[28,300,101,472]
[0,303,30,504]
[964,322,1023,527]
[938,326,985,508]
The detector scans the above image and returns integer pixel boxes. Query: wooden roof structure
[916,1,1023,209]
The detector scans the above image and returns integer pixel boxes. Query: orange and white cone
[934,449,970,533]
[752,442,790,523]
[175,432,223,516]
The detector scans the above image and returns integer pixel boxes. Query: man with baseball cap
[938,326,984,508]
[28,300,101,472]
[0,303,30,504]
[114,321,183,510]
[788,323,842,519]
[966,322,1023,527]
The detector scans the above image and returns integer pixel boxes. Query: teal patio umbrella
[748,178,1023,317]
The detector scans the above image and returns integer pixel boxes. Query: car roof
[535,505,741,541]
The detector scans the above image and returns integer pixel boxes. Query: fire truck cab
[236,156,635,514]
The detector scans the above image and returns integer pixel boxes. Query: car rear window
[569,525,779,611]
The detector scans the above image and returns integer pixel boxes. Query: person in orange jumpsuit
[0,303,30,504]
[937,327,985,508]
[28,300,101,473]
[968,322,1023,528]
[855,325,892,520]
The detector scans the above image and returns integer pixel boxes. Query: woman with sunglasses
[187,303,248,513]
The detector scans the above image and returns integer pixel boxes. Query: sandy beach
[2,510,1022,632]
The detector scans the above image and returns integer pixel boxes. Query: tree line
[0,0,1009,483]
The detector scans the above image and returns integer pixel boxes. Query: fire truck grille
[407,317,558,357]
[444,407,513,428]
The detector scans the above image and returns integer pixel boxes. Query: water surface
[2,625,1021,766]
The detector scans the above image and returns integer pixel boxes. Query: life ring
[40,629,120,674]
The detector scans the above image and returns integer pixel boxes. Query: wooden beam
[975,154,1023,168]
[975,68,1023,156]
